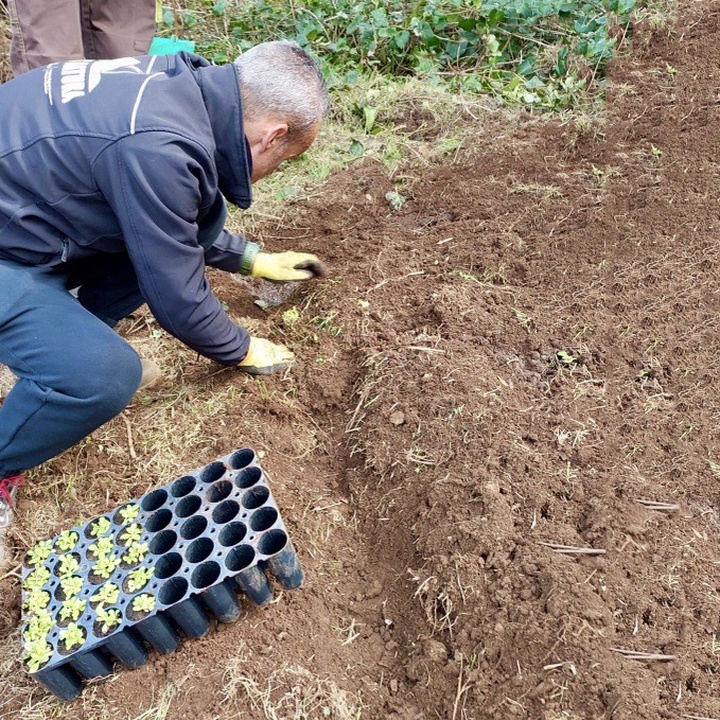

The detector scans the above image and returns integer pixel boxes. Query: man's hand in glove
[238,337,295,375]
[240,242,327,282]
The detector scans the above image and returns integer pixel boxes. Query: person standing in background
[7,0,156,76]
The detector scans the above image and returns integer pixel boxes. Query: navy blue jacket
[0,53,253,364]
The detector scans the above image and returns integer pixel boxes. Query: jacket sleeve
[92,132,251,365]
[203,228,249,273]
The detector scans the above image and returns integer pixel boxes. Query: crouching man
[0,41,329,559]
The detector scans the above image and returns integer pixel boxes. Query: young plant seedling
[24,566,51,592]
[59,597,86,623]
[126,566,153,593]
[23,639,53,673]
[123,542,149,566]
[55,530,79,553]
[93,554,120,579]
[22,590,51,615]
[95,605,122,634]
[59,574,84,599]
[24,610,54,641]
[89,516,112,538]
[118,503,140,524]
[92,582,119,607]
[26,540,53,567]
[131,593,156,614]
[120,523,143,545]
[56,553,80,578]
[89,535,115,558]
[59,622,85,651]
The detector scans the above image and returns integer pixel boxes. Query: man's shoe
[0,473,25,572]
[138,358,161,391]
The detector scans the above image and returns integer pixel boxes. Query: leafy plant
[22,589,51,615]
[88,535,115,558]
[126,566,154,593]
[24,566,51,592]
[92,582,119,606]
[56,553,79,578]
[89,516,111,538]
[24,610,54,641]
[59,597,86,623]
[93,554,120,579]
[26,540,53,566]
[55,530,79,553]
[95,605,122,633]
[59,574,84,599]
[118,503,140,524]
[120,523,143,545]
[23,639,53,672]
[59,622,85,651]
[131,593,156,614]
[123,542,149,566]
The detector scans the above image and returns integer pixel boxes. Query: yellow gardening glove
[251,251,327,283]
[238,337,295,375]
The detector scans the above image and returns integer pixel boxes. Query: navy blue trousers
[0,199,227,477]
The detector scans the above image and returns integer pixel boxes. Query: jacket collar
[195,60,253,209]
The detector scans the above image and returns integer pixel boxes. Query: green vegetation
[58,597,85,623]
[132,593,157,614]
[162,0,638,110]
[92,582,120,607]
[54,530,79,553]
[89,516,112,537]
[124,541,149,566]
[127,566,154,592]
[118,503,140,524]
[95,605,122,633]
[88,535,115,557]
[25,540,53,567]
[59,622,85,651]
[59,574,84,599]
[55,553,79,578]
[120,522,143,545]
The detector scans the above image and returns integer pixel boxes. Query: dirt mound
[2,4,720,719]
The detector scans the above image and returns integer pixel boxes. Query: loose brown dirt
[2,3,720,719]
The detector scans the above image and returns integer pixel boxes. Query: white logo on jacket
[56,57,144,104]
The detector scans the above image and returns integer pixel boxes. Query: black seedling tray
[20,449,303,701]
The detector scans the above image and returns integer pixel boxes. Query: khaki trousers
[7,0,156,76]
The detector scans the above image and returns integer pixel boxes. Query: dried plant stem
[636,498,680,511]
[538,542,606,555]
[611,648,676,662]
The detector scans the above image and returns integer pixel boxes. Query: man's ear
[261,123,289,152]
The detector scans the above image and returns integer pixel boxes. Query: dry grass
[220,646,362,720]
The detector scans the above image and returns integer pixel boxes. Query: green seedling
[90,516,111,538]
[126,566,153,593]
[131,593,156,614]
[55,530,79,553]
[93,554,120,579]
[24,566,51,592]
[385,190,406,210]
[556,349,578,365]
[26,540,53,567]
[59,622,85,651]
[118,503,140,524]
[89,535,115,557]
[92,582,119,607]
[56,553,79,578]
[124,542,149,566]
[23,639,53,672]
[59,597,85,623]
[95,605,122,633]
[22,589,51,615]
[120,523,143,545]
[24,610,54,641]
[60,574,84,599]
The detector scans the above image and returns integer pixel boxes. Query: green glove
[239,242,327,282]
[238,337,295,375]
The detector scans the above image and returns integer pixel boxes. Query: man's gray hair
[234,40,329,142]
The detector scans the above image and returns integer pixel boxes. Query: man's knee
[63,340,142,419]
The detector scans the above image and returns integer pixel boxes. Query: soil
[2,3,720,719]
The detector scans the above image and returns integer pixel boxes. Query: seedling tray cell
[21,449,303,700]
